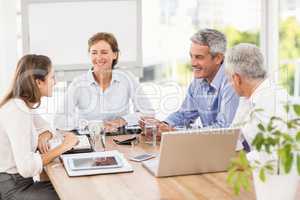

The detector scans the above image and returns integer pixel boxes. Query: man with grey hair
[140,28,239,134]
[225,43,288,151]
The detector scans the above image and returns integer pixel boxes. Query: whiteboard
[21,0,142,72]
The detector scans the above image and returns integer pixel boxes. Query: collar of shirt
[249,78,271,107]
[196,63,225,92]
[86,69,121,86]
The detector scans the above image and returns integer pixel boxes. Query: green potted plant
[227,104,300,200]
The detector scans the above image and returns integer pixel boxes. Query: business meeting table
[45,135,300,200]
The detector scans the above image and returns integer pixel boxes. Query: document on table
[49,135,91,150]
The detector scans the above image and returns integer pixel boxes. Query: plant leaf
[259,168,266,182]
[240,173,250,191]
[287,121,296,129]
[284,104,290,113]
[283,134,293,143]
[279,144,293,174]
[257,123,265,132]
[268,137,277,146]
[252,133,264,151]
[267,121,274,132]
[296,131,300,142]
[293,104,300,116]
[297,154,300,175]
[265,164,274,173]
[272,130,281,136]
[233,171,242,195]
[284,153,293,173]
[278,148,287,168]
[265,144,271,153]
[227,151,252,195]
[239,151,249,167]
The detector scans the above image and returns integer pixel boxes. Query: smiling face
[89,40,117,72]
[190,42,223,82]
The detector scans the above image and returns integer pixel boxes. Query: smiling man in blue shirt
[141,29,239,133]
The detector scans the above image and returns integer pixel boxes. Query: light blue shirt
[54,69,153,130]
[165,64,239,128]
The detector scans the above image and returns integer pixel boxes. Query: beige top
[0,98,52,178]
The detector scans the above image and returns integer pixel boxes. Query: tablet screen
[73,156,117,167]
[69,155,122,170]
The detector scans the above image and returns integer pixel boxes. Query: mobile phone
[129,153,156,162]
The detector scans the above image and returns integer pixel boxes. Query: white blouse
[54,69,153,130]
[0,98,52,178]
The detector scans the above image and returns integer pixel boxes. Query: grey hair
[190,28,227,56]
[225,43,267,79]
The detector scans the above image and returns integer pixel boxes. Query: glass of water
[88,120,105,151]
[143,118,158,146]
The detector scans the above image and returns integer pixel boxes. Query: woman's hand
[62,132,79,152]
[38,131,52,154]
[40,132,79,166]
[104,118,127,132]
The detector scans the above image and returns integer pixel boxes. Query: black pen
[101,134,106,152]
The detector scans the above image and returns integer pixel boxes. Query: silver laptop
[142,128,240,177]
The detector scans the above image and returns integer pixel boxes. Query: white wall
[21,0,142,81]
[0,0,19,95]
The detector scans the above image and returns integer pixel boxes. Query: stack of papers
[60,150,133,176]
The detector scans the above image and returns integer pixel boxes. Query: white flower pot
[253,171,299,200]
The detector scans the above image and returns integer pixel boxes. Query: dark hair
[88,32,119,68]
[0,54,52,109]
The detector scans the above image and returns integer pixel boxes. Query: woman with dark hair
[54,32,153,132]
[0,54,78,200]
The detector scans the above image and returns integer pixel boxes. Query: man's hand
[139,117,160,130]
[139,117,174,140]
[38,131,52,154]
[104,118,127,132]
[157,121,174,134]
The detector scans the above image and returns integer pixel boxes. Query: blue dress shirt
[165,64,239,128]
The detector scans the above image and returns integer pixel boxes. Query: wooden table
[45,135,297,200]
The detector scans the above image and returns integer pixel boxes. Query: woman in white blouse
[54,32,153,132]
[0,55,78,200]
